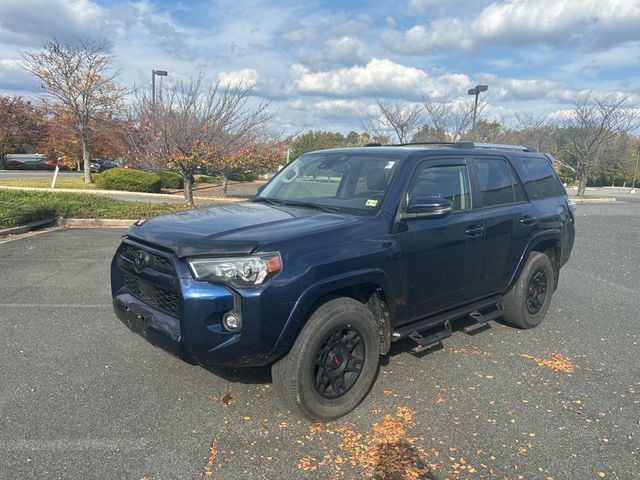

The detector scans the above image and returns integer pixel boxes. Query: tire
[502,251,555,329]
[272,297,380,421]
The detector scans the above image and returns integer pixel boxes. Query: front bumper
[113,292,196,364]
[110,239,294,367]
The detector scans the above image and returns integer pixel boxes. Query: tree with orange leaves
[22,39,124,183]
[39,105,126,170]
[126,74,280,205]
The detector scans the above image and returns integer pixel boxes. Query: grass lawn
[0,177,97,189]
[0,190,190,228]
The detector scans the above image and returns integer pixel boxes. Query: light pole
[151,69,168,112]
[467,84,488,129]
[631,145,639,194]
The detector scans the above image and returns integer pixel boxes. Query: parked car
[45,159,69,170]
[121,160,144,170]
[110,142,575,420]
[6,154,46,170]
[90,159,118,173]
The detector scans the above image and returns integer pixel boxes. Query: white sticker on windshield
[365,199,379,207]
[385,161,395,169]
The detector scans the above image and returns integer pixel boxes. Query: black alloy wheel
[526,269,548,314]
[313,327,364,399]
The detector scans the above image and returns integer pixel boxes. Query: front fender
[267,268,395,360]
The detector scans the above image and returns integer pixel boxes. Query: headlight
[187,253,282,287]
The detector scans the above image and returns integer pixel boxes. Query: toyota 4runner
[111,142,575,420]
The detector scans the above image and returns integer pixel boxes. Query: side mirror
[400,195,452,220]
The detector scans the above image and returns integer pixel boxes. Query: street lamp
[151,69,168,111]
[630,144,639,194]
[467,84,488,129]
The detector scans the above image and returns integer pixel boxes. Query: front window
[255,152,401,214]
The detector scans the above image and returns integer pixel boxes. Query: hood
[126,201,360,257]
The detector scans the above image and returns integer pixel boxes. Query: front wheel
[502,251,555,329]
[272,297,380,421]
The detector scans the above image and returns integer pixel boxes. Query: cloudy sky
[1,0,639,133]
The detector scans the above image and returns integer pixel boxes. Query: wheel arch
[507,231,562,293]
[269,269,395,360]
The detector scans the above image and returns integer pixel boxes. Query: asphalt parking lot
[1,199,638,480]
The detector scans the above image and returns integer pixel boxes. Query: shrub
[0,190,187,227]
[157,170,184,189]
[94,168,162,193]
[228,172,258,182]
[0,201,54,228]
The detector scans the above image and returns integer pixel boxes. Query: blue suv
[111,142,575,420]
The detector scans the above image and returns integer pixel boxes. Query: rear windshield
[511,157,566,199]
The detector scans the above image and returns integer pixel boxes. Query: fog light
[222,311,242,332]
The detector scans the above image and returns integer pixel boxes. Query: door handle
[465,225,485,237]
[520,215,537,226]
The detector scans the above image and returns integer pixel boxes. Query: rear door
[395,157,484,323]
[471,155,535,296]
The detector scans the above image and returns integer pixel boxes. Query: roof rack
[453,142,538,152]
[364,141,538,153]
[391,141,455,147]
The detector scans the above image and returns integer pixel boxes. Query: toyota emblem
[133,250,150,272]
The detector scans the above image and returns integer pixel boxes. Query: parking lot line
[0,438,150,451]
[0,303,112,308]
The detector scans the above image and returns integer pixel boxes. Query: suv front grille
[124,274,181,317]
[121,245,174,275]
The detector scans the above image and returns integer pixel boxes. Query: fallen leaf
[521,353,575,373]
[221,392,233,406]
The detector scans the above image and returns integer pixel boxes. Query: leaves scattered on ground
[520,353,575,373]
[296,406,441,479]
[201,441,217,478]
[221,392,234,406]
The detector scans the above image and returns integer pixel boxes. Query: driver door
[395,158,484,324]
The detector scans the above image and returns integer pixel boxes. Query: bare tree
[22,39,124,183]
[411,124,448,142]
[363,99,422,143]
[512,113,558,153]
[422,94,482,141]
[126,74,275,205]
[562,93,639,196]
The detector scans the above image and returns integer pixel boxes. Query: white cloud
[384,0,640,54]
[217,68,259,88]
[291,58,471,100]
[0,0,107,46]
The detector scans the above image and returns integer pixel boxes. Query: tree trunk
[577,172,588,196]
[81,129,91,184]
[183,172,194,206]
[222,174,228,197]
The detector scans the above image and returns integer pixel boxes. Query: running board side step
[392,295,503,342]
[408,320,452,347]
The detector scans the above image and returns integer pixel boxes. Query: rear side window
[473,157,525,207]
[512,157,566,199]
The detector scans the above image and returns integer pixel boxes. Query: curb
[568,197,617,203]
[0,217,56,237]
[0,185,246,203]
[57,218,136,227]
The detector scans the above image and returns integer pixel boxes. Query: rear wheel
[272,297,380,421]
[502,251,555,329]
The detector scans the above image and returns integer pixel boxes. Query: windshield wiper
[279,201,342,213]
[252,197,341,213]
[251,197,284,205]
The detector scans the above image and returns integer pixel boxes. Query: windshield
[256,151,400,215]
